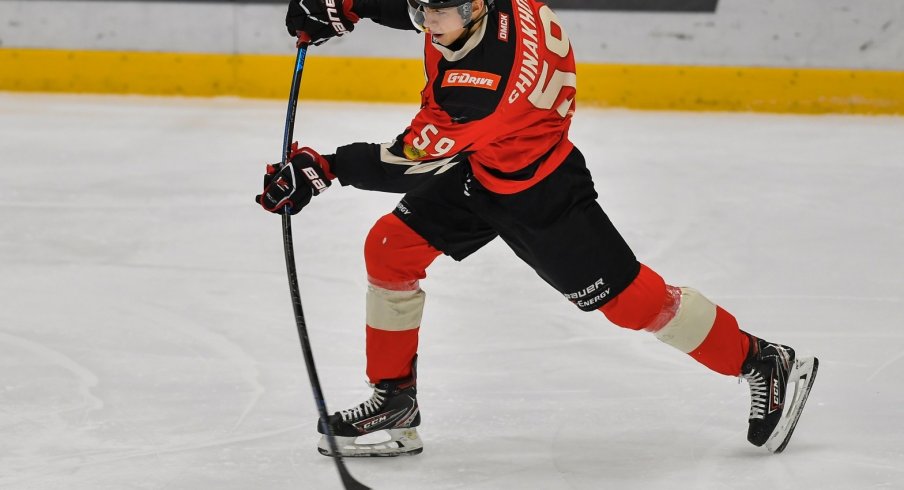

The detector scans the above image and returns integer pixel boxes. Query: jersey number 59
[412,123,456,157]
[528,6,576,118]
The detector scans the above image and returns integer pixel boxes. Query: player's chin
[431,32,456,46]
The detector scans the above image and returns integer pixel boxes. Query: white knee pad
[653,287,717,353]
[366,283,426,332]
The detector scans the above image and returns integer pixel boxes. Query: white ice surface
[1,93,903,489]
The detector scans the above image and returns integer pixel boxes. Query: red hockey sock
[601,264,750,376]
[363,213,441,383]
[687,306,750,376]
[366,326,420,382]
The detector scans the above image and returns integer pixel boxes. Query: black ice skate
[740,333,818,453]
[317,371,422,457]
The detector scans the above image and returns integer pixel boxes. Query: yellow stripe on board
[0,49,424,102]
[2,48,903,114]
[580,64,904,114]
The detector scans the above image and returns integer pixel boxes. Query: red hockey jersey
[329,0,577,195]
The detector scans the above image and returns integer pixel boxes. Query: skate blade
[764,356,819,453]
[318,428,423,458]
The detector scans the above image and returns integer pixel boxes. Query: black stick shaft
[280,46,370,490]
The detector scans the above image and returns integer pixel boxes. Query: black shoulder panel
[431,2,517,123]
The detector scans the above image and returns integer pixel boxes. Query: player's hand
[286,0,359,46]
[256,143,334,215]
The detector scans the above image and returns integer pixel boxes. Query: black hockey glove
[286,0,359,46]
[256,144,334,215]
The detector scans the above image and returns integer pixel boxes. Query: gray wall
[1,0,902,68]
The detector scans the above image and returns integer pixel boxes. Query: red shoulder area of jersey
[409,0,578,194]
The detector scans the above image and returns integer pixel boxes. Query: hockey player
[257,0,819,457]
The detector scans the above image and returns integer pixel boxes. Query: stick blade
[338,462,371,490]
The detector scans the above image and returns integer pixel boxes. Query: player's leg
[363,212,440,385]
[364,167,498,385]
[599,264,750,376]
[319,163,497,457]
[474,147,817,452]
[599,253,818,452]
[316,212,438,458]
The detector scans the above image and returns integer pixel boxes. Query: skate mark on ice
[866,348,904,382]
[0,331,104,419]
[141,301,265,433]
[809,454,904,474]
[9,260,271,279]
[0,422,308,487]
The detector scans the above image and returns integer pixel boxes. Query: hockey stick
[279,45,371,490]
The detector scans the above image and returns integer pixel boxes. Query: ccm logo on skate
[325,0,348,35]
[362,415,388,430]
[442,71,502,90]
[770,376,782,412]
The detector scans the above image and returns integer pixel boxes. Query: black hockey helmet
[411,0,472,6]
[407,0,494,33]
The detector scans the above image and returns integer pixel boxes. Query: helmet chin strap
[464,0,495,29]
[462,8,489,30]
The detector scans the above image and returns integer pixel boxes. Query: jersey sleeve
[326,137,465,193]
[353,0,417,31]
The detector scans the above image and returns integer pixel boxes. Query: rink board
[2,48,904,114]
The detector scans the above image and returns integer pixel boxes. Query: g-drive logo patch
[442,70,502,90]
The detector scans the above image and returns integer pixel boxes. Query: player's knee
[599,264,672,331]
[364,213,440,285]
[365,214,411,283]
[365,214,399,267]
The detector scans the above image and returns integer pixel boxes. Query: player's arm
[325,97,502,192]
[286,0,413,45]
[354,0,416,31]
[325,136,465,193]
